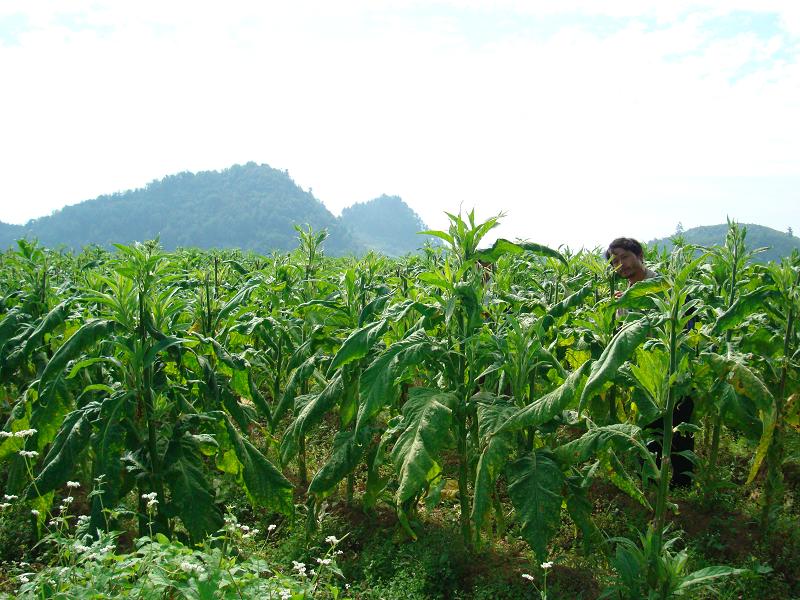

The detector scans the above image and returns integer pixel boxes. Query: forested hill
[649,223,800,263]
[340,195,427,256]
[0,163,428,256]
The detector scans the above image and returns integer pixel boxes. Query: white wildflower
[66,481,80,489]
[267,524,277,532]
[147,498,158,509]
[316,557,332,565]
[4,494,19,500]
[75,544,91,553]
[325,535,340,544]
[279,590,292,600]
[19,574,30,584]
[0,431,12,438]
[101,545,115,553]
[292,560,307,577]
[19,450,39,459]
[141,492,157,501]
[541,561,553,570]
[30,509,40,517]
[62,496,74,504]
[522,573,534,581]
[0,502,11,509]
[13,429,37,438]
[240,525,250,532]
[336,550,343,555]
[77,515,90,525]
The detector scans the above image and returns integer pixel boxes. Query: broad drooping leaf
[221,415,293,516]
[473,239,567,265]
[273,354,319,426]
[27,402,99,499]
[628,346,670,410]
[506,450,565,561]
[614,277,670,311]
[20,300,71,357]
[328,318,389,372]
[164,435,224,543]
[712,288,777,336]
[38,319,116,405]
[90,392,134,532]
[500,361,590,434]
[674,566,747,593]
[308,426,372,498]
[390,388,456,506]
[356,329,435,434]
[579,317,651,414]
[471,394,516,532]
[546,283,594,320]
[281,375,344,465]
[555,423,647,466]
[706,353,777,483]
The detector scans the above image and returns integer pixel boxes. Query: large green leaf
[390,388,456,505]
[222,416,293,516]
[500,361,590,433]
[164,437,224,543]
[27,403,98,498]
[90,392,133,532]
[711,287,776,335]
[308,427,372,498]
[614,277,670,311]
[20,300,71,356]
[328,318,389,372]
[473,239,566,265]
[675,566,747,593]
[547,283,593,319]
[506,451,565,561]
[471,394,516,532]
[555,423,647,466]
[280,375,343,464]
[628,346,670,409]
[215,282,258,327]
[38,319,116,404]
[273,354,318,426]
[705,352,777,483]
[578,318,650,414]
[356,329,434,434]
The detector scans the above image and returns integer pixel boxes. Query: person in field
[605,237,695,488]
[605,237,656,288]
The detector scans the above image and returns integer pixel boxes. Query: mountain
[339,195,427,256]
[0,164,427,256]
[649,223,800,263]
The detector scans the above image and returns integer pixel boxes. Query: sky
[0,0,798,250]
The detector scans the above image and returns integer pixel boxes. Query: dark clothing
[646,397,695,488]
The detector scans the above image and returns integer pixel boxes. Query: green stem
[652,290,680,558]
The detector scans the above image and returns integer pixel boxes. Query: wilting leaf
[507,451,565,561]
[579,318,650,414]
[391,388,456,505]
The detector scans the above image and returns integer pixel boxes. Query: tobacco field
[0,215,798,599]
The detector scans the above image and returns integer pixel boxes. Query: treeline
[0,163,428,256]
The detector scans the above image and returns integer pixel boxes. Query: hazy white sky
[1,1,798,250]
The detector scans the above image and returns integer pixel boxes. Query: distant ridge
[0,163,427,256]
[649,223,800,263]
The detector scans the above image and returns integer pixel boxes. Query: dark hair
[605,237,643,260]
